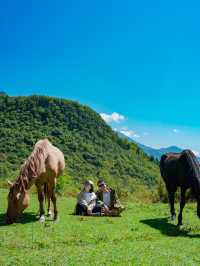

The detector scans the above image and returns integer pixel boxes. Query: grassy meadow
[1,189,200,266]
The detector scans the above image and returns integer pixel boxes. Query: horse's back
[46,142,65,177]
[160,150,200,189]
[35,139,65,178]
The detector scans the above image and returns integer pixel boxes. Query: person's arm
[87,193,97,208]
[87,200,96,214]
[87,194,97,215]
[112,190,122,208]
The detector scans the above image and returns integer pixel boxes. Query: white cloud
[100,112,125,123]
[192,150,200,157]
[173,129,180,133]
[120,130,140,139]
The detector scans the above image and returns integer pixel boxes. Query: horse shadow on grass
[0,212,37,226]
[140,217,200,238]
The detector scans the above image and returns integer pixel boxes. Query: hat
[84,180,94,186]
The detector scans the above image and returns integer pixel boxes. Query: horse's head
[6,181,29,224]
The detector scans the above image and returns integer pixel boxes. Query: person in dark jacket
[95,180,124,216]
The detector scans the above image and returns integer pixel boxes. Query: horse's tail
[181,150,200,180]
[159,154,168,178]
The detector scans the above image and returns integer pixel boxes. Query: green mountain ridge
[0,94,160,193]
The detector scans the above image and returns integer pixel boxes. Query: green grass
[1,189,200,266]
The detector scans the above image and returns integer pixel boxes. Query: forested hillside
[0,94,160,194]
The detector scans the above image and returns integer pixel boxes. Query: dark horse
[160,149,200,226]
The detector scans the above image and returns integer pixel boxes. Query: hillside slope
[0,94,160,190]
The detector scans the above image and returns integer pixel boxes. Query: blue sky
[1,0,200,153]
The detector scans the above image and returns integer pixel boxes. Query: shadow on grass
[0,212,37,226]
[140,218,200,238]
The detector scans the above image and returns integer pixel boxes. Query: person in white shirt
[75,180,97,216]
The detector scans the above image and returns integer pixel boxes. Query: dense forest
[0,94,161,197]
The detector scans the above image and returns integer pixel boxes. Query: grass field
[1,189,200,266]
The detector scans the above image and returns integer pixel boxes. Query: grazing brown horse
[160,149,200,226]
[6,139,65,224]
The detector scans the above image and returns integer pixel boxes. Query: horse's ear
[7,180,13,187]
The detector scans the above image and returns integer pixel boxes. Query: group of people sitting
[75,180,124,217]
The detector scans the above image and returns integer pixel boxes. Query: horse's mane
[14,139,50,191]
[181,149,200,181]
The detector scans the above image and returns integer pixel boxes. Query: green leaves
[0,95,160,195]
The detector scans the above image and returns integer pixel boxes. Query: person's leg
[76,204,87,216]
[92,206,102,213]
[108,207,121,217]
[90,206,102,216]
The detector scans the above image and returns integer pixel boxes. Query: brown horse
[6,139,65,224]
[160,149,200,226]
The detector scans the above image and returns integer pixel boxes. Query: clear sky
[1,0,200,153]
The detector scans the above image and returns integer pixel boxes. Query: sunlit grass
[1,189,200,265]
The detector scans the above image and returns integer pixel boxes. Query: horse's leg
[47,195,52,217]
[46,184,53,218]
[195,194,200,219]
[51,190,58,220]
[197,200,200,219]
[36,184,45,222]
[168,190,176,220]
[191,179,200,219]
[49,178,58,221]
[178,188,186,226]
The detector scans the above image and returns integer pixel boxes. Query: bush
[56,174,69,196]
[156,179,169,203]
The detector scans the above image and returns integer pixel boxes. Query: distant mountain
[139,144,200,161]
[118,132,199,160]
[136,143,182,160]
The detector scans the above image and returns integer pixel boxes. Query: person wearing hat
[75,180,97,216]
[96,180,124,216]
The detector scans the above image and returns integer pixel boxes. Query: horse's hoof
[177,223,183,229]
[39,215,45,223]
[54,216,59,223]
[178,225,184,231]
